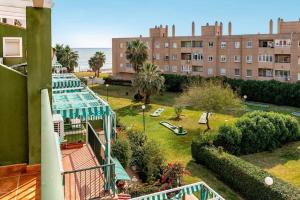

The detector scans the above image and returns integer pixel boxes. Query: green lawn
[91,84,300,199]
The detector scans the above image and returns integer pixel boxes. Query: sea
[72,48,112,73]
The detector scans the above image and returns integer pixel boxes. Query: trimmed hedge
[104,77,132,86]
[161,74,300,107]
[191,145,300,200]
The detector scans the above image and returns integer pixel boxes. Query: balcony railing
[41,89,65,200]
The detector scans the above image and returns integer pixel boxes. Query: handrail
[41,89,64,200]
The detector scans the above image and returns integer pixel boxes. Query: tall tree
[125,39,148,73]
[178,81,244,131]
[55,44,79,72]
[133,63,164,104]
[88,51,106,77]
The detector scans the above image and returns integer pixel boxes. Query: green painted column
[26,7,52,164]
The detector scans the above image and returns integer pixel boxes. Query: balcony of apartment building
[118,63,135,74]
[274,69,291,81]
[258,40,275,55]
[191,65,204,75]
[181,41,203,53]
[258,68,274,80]
[274,39,291,54]
[181,53,192,65]
[274,54,291,69]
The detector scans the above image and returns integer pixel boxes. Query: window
[155,53,160,60]
[220,55,226,62]
[246,41,253,48]
[119,43,124,48]
[221,42,226,49]
[208,42,214,48]
[246,69,252,77]
[192,65,203,72]
[3,37,23,57]
[298,57,300,65]
[119,63,124,68]
[234,55,241,62]
[258,54,273,62]
[220,68,226,75]
[192,53,203,61]
[246,55,253,63]
[298,73,300,81]
[234,68,240,76]
[258,68,273,77]
[275,54,291,63]
[163,65,169,72]
[234,42,240,48]
[208,56,213,62]
[192,41,203,48]
[172,42,177,48]
[172,66,177,72]
[126,63,132,68]
[164,42,169,48]
[172,54,177,60]
[259,40,274,48]
[120,53,123,58]
[275,39,291,47]
[181,65,190,72]
[181,41,192,48]
[298,41,300,48]
[155,42,160,48]
[164,55,169,61]
[208,68,213,75]
[275,70,290,78]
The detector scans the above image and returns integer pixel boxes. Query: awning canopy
[52,73,81,89]
[112,157,130,181]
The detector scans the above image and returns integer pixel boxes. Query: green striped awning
[52,79,81,89]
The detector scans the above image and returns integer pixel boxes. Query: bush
[128,184,159,198]
[104,76,132,86]
[111,139,131,168]
[215,124,242,155]
[216,111,300,155]
[191,145,300,200]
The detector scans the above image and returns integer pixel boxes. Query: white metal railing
[41,89,64,200]
[131,182,225,200]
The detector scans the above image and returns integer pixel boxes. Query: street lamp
[264,177,273,186]
[243,95,247,101]
[106,84,109,101]
[142,105,146,133]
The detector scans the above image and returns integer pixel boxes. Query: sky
[52,0,300,48]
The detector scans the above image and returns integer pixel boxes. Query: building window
[246,55,253,63]
[298,73,300,81]
[221,42,226,49]
[181,65,190,72]
[208,56,213,62]
[3,37,23,57]
[172,42,177,48]
[298,41,300,48]
[246,41,253,48]
[120,63,124,68]
[155,53,160,60]
[234,55,241,62]
[208,68,213,75]
[155,42,160,48]
[192,53,203,61]
[192,65,203,72]
[120,53,123,58]
[181,41,192,48]
[275,70,290,79]
[164,65,169,72]
[220,68,226,75]
[192,41,203,48]
[164,55,169,61]
[208,42,214,48]
[164,42,169,48]
[298,57,300,65]
[126,63,132,68]
[220,55,226,62]
[119,43,124,48]
[234,68,240,76]
[172,66,177,72]
[234,42,240,48]
[172,54,177,60]
[258,54,273,62]
[258,68,273,77]
[275,39,291,47]
[246,69,252,77]
[275,54,291,63]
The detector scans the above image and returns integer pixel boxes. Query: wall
[0,64,28,165]
[0,23,27,66]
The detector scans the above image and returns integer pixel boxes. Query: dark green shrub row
[191,145,300,200]
[162,74,300,107]
[111,139,131,168]
[215,111,300,155]
[104,77,132,86]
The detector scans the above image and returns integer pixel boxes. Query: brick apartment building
[112,18,300,82]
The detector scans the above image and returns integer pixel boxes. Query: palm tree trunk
[145,94,151,104]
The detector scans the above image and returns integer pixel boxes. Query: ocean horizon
[73,48,112,72]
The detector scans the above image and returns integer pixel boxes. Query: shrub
[127,128,147,147]
[103,76,132,86]
[191,144,300,200]
[111,139,131,168]
[215,124,242,155]
[174,105,183,120]
[128,184,159,198]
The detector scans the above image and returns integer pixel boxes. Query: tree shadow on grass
[115,103,153,117]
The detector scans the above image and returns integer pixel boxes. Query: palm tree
[133,63,165,104]
[125,39,148,73]
[55,44,79,73]
[88,51,106,77]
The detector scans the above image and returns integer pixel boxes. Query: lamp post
[142,105,146,133]
[243,95,247,101]
[106,84,109,102]
[264,177,274,186]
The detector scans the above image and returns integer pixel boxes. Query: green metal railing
[63,121,87,144]
[41,89,64,200]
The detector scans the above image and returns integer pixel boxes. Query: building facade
[112,18,300,82]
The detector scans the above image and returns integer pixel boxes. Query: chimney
[269,19,273,34]
[206,23,209,26]
[165,25,168,37]
[192,21,195,36]
[220,22,223,35]
[228,21,232,36]
[277,17,281,33]
[172,24,175,37]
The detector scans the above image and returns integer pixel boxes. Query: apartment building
[112,18,300,82]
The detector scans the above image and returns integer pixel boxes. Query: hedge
[191,145,300,200]
[161,74,300,107]
[103,77,132,86]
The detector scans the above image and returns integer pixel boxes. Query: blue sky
[52,0,300,48]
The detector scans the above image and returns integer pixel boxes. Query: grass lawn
[242,141,300,188]
[74,71,109,78]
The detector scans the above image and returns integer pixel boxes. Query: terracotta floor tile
[0,176,19,193]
